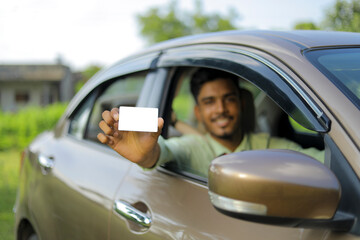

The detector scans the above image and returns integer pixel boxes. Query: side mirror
[208,150,353,230]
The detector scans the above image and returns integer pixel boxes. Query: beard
[203,113,242,140]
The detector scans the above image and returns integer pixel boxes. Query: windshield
[306,48,360,109]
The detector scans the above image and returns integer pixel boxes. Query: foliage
[76,64,103,92]
[292,0,360,32]
[136,0,240,44]
[81,65,103,82]
[0,103,67,151]
[293,22,320,30]
[322,0,360,32]
[0,150,20,240]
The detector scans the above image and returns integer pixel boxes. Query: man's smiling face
[195,78,242,141]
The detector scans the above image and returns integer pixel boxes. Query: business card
[118,106,158,132]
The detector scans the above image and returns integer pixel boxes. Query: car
[14,30,360,240]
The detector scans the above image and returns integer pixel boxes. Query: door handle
[114,200,152,228]
[38,154,55,172]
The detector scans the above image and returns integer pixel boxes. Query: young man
[97,68,324,177]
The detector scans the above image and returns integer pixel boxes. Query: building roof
[0,64,68,82]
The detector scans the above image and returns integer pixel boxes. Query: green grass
[0,150,21,240]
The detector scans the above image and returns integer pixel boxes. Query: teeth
[215,118,230,126]
[217,119,228,123]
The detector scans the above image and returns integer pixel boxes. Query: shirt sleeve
[267,135,325,163]
[143,134,213,178]
[144,135,201,170]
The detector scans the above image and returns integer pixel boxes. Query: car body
[14,30,360,240]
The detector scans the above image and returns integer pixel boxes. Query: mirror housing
[208,150,352,229]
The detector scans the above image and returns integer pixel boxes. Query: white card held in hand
[118,106,158,132]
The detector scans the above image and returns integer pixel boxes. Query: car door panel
[107,49,360,239]
[110,166,348,239]
[28,132,132,240]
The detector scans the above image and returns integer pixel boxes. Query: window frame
[154,45,360,234]
[157,44,330,133]
[67,71,152,142]
[154,44,330,182]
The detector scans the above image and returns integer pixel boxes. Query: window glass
[170,70,198,137]
[15,91,30,104]
[85,72,147,142]
[68,93,96,139]
[306,48,360,109]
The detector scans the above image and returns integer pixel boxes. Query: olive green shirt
[154,133,324,177]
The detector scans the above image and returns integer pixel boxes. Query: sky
[0,0,336,71]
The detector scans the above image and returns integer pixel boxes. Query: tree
[76,64,102,92]
[322,0,360,32]
[82,65,102,81]
[136,0,240,44]
[293,22,320,30]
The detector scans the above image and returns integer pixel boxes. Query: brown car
[15,30,360,239]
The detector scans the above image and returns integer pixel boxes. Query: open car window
[164,67,325,180]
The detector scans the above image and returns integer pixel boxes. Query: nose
[215,99,227,113]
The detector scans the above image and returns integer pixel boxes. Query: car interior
[81,66,324,158]
[167,67,324,151]
[83,72,147,143]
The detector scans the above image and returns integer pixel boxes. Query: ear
[194,105,202,122]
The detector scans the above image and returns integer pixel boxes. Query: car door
[109,45,360,239]
[27,67,158,239]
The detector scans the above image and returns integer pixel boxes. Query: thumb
[152,117,164,138]
[158,117,164,131]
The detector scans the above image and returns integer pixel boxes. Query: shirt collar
[205,133,251,157]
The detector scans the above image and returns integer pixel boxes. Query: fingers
[97,133,113,145]
[111,108,119,121]
[102,110,115,126]
[158,117,164,132]
[99,120,114,135]
[101,108,119,135]
[151,117,164,138]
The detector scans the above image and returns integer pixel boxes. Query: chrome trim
[114,200,152,228]
[209,191,267,216]
[38,154,55,169]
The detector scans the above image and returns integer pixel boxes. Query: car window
[68,71,147,141]
[306,48,360,109]
[169,69,199,137]
[164,67,325,179]
[68,92,97,139]
[85,71,147,142]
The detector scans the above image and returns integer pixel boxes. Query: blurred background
[1,0,359,238]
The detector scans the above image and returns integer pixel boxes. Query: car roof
[121,30,360,62]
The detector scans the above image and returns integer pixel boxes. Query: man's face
[195,78,242,140]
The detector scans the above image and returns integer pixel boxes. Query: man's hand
[97,108,164,168]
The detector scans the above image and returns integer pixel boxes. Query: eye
[202,98,215,105]
[226,95,238,103]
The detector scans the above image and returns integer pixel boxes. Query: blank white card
[118,106,158,132]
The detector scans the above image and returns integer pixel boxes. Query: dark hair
[190,68,240,102]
